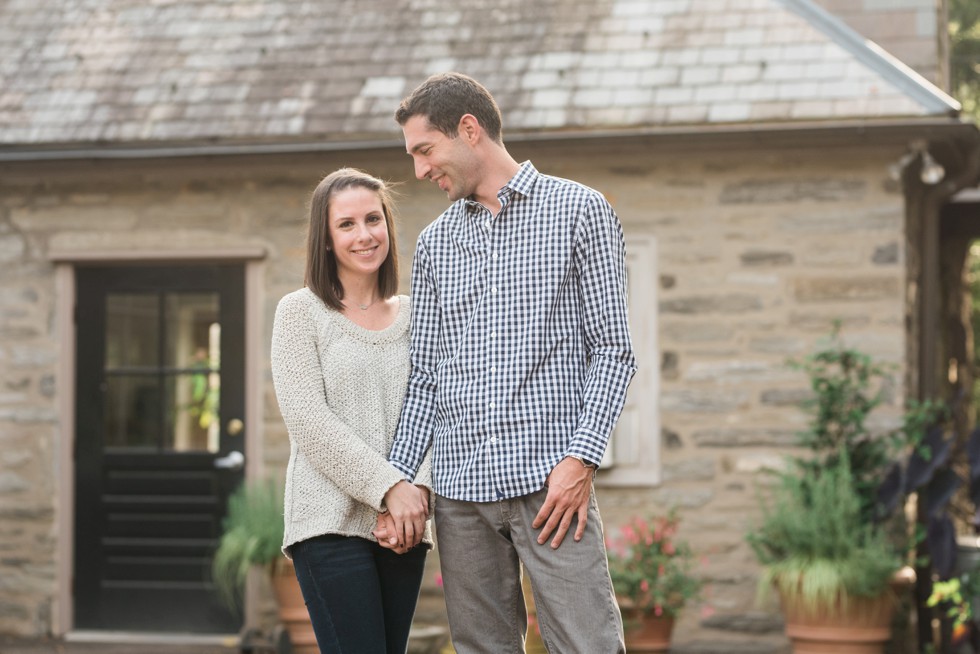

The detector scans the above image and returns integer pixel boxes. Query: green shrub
[748,451,901,610]
[748,327,910,614]
[211,478,284,610]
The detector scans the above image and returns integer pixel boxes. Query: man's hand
[532,457,594,549]
[382,480,429,549]
[373,512,411,554]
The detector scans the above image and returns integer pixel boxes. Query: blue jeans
[290,534,427,654]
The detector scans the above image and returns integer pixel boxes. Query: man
[382,72,636,653]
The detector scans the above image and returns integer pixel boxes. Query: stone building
[1,0,978,650]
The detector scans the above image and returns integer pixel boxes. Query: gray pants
[434,487,626,654]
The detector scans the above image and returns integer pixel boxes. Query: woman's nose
[354,222,372,239]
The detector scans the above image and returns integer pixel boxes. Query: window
[597,234,660,486]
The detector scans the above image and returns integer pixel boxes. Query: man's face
[402,115,476,202]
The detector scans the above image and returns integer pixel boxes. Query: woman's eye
[368,214,382,223]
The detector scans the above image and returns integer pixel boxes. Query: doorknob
[214,450,245,470]
[227,418,244,436]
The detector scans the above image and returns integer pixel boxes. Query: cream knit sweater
[271,288,432,556]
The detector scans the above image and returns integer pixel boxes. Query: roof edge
[777,0,961,116]
[1,119,975,163]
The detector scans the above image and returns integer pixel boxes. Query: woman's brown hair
[305,168,400,311]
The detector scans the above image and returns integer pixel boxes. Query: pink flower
[607,511,704,617]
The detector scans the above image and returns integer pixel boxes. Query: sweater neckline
[304,289,409,343]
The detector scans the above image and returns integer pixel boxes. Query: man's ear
[458,114,481,143]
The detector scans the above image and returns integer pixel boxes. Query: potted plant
[927,568,980,650]
[212,478,317,654]
[747,331,916,653]
[606,509,702,652]
[749,450,914,653]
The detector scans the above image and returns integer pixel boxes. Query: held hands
[532,457,594,549]
[374,481,429,552]
[374,512,411,554]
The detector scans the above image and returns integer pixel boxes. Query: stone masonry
[0,133,910,650]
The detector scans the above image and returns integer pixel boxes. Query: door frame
[50,248,266,637]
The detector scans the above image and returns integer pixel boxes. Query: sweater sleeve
[271,294,405,511]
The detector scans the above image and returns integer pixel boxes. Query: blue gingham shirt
[389,161,637,502]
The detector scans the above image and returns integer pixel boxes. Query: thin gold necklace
[347,297,378,311]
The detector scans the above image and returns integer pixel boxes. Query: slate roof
[0,0,962,150]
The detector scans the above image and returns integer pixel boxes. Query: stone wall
[0,181,61,636]
[550,139,909,650]
[0,137,911,648]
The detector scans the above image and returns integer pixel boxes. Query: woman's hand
[381,480,429,549]
[373,511,411,554]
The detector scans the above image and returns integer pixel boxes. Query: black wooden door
[74,265,246,633]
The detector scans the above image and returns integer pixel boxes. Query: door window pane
[103,291,221,453]
[168,372,219,453]
[106,295,159,368]
[104,376,161,449]
[165,293,219,368]
[164,293,220,453]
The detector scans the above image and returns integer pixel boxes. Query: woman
[271,168,432,654]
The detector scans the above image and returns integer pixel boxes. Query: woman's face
[327,185,390,281]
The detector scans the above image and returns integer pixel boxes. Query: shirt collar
[463,161,539,212]
[504,161,539,198]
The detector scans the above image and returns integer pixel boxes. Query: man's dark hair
[394,72,503,143]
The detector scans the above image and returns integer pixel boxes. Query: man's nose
[414,158,429,181]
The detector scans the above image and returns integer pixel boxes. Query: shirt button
[490,437,497,444]
[489,402,495,409]
[490,366,496,373]
[490,331,496,338]
[491,287,497,294]
[484,220,491,229]
[492,252,498,260]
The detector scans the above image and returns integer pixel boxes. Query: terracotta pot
[271,558,319,654]
[623,609,675,653]
[778,566,915,654]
